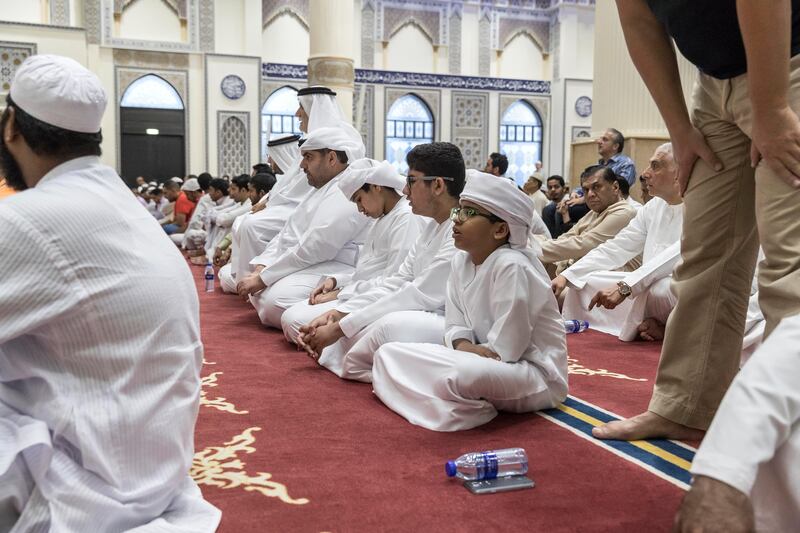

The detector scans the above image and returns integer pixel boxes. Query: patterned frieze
[263,63,551,95]
[262,0,308,29]
[451,91,488,169]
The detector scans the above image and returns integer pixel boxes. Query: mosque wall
[0,0,44,25]
[0,0,597,182]
[591,0,695,138]
[117,0,183,43]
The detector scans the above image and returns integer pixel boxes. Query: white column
[308,0,355,123]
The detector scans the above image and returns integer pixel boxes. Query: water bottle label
[481,452,499,480]
[205,274,214,280]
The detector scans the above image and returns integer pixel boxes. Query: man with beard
[0,55,219,531]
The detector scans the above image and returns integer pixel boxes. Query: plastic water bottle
[445,448,528,481]
[204,262,215,292]
[564,319,589,333]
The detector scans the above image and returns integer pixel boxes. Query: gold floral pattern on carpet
[568,358,647,382]
[192,427,309,505]
[200,370,249,415]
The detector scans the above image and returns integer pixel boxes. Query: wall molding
[263,63,551,95]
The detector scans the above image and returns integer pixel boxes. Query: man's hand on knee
[673,475,754,533]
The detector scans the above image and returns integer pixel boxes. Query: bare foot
[638,317,665,341]
[591,411,705,441]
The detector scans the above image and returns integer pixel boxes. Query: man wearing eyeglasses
[535,165,640,277]
[298,142,465,383]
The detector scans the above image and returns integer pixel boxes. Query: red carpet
[190,266,687,532]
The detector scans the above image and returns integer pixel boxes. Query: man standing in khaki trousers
[594,1,800,441]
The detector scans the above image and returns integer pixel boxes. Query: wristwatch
[617,281,632,297]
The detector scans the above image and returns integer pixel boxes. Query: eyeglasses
[404,175,455,189]
[450,207,504,224]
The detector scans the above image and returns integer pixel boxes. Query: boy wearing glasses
[298,142,464,382]
[371,174,568,431]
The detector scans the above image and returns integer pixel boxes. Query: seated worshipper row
[281,160,423,342]
[236,127,371,328]
[551,143,683,342]
[180,177,234,257]
[523,173,549,215]
[214,172,277,272]
[295,141,464,382]
[220,135,309,293]
[221,85,364,293]
[293,165,567,431]
[541,174,590,239]
[535,165,640,277]
[162,178,202,235]
[372,174,568,432]
[0,54,219,531]
[182,175,256,265]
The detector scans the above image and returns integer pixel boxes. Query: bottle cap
[445,460,456,477]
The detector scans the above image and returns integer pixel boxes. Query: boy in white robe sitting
[296,142,465,382]
[236,127,371,328]
[371,174,569,432]
[281,160,422,343]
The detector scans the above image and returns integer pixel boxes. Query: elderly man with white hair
[371,173,568,432]
[236,127,371,328]
[0,55,219,531]
[551,143,684,341]
[280,160,423,343]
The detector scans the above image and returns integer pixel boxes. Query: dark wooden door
[120,107,185,185]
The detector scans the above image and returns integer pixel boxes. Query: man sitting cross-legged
[236,127,371,328]
[371,173,568,431]
[297,142,465,383]
[281,160,423,343]
[535,165,640,277]
[221,135,309,294]
[552,143,683,341]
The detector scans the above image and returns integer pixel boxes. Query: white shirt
[216,197,252,228]
[562,197,683,297]
[690,314,800,533]
[337,217,457,337]
[252,167,371,287]
[0,157,219,531]
[336,197,423,302]
[186,193,214,231]
[444,247,567,379]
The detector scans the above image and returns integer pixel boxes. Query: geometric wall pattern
[0,42,37,93]
[451,91,488,169]
[218,111,250,178]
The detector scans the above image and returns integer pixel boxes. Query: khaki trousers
[651,56,800,429]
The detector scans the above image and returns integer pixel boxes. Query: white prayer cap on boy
[299,126,363,165]
[181,178,201,192]
[338,160,405,199]
[459,173,533,249]
[170,176,184,184]
[10,54,107,134]
[465,169,496,183]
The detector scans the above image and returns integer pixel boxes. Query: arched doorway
[120,74,186,184]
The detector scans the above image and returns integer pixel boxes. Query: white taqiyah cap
[10,54,107,134]
[181,178,201,192]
